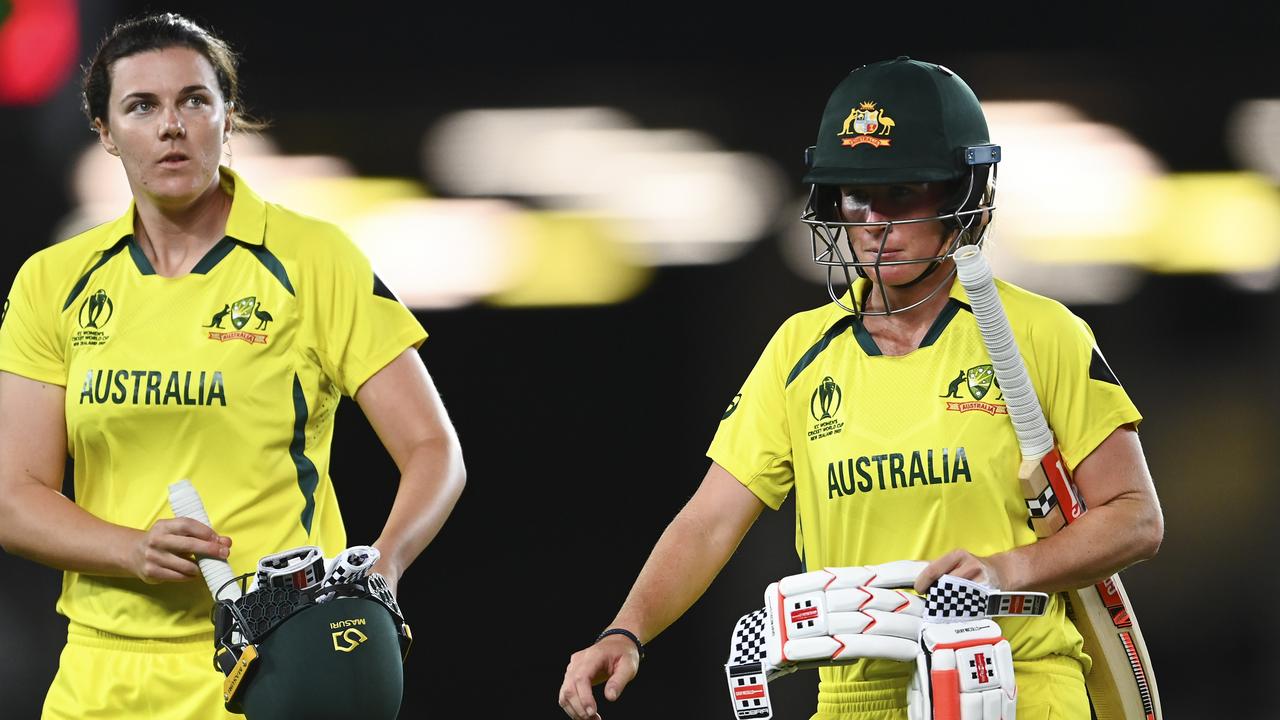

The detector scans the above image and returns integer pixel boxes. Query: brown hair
[81,13,265,132]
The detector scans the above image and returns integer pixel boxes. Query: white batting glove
[725,560,926,720]
[766,560,927,670]
[908,619,1016,720]
[907,574,1050,720]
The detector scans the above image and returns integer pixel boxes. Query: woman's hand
[559,633,641,720]
[915,548,1006,594]
[128,517,231,584]
[370,553,401,598]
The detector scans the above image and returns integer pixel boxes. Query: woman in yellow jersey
[559,58,1163,720]
[0,13,465,719]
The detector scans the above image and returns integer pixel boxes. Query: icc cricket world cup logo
[811,376,843,421]
[78,289,114,329]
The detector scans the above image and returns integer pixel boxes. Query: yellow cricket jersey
[0,167,427,638]
[708,274,1141,687]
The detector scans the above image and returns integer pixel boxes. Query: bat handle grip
[167,479,242,602]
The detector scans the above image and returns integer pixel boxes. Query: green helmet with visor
[801,57,1000,315]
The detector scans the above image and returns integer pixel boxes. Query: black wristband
[595,628,645,661]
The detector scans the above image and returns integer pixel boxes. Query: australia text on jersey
[827,447,971,499]
[79,369,227,406]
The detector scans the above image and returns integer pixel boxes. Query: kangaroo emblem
[204,304,231,328]
[840,107,861,135]
[940,370,965,398]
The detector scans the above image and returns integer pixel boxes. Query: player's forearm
[608,508,745,644]
[993,491,1163,593]
[0,481,139,577]
[371,435,465,578]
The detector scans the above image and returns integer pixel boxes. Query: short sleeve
[304,230,428,397]
[0,256,66,386]
[707,324,794,510]
[1032,310,1142,471]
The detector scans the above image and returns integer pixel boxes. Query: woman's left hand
[914,549,1007,594]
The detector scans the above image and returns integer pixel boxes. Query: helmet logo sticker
[838,101,895,148]
[332,627,369,652]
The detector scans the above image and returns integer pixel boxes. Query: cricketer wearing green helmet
[802,56,1001,316]
[560,54,1162,720]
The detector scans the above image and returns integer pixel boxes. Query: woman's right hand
[558,633,641,720]
[129,518,231,584]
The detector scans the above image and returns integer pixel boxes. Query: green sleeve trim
[786,315,856,387]
[290,374,321,534]
[1089,349,1121,386]
[63,240,128,310]
[245,243,296,296]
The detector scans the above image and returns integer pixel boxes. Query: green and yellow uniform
[708,276,1140,720]
[0,168,427,719]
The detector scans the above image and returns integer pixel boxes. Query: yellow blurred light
[486,212,650,307]
[261,176,426,224]
[1139,172,1280,273]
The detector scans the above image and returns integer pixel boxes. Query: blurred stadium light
[780,100,1280,302]
[0,0,78,105]
[423,107,788,266]
[57,100,1280,309]
[1228,99,1280,184]
[62,131,649,308]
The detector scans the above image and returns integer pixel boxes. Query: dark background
[2,4,1278,718]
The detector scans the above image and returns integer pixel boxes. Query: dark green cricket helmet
[238,597,405,719]
[800,57,1001,315]
[213,575,412,720]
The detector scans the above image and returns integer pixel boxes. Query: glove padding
[251,545,381,599]
[908,619,1016,720]
[724,560,926,720]
[907,574,1048,720]
[767,561,927,672]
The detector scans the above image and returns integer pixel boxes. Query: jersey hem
[707,451,790,510]
[1061,408,1142,471]
[0,362,66,387]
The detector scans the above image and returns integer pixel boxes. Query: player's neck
[132,177,232,277]
[859,273,956,356]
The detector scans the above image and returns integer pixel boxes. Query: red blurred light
[0,0,79,105]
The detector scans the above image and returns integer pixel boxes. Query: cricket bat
[953,246,1160,720]
[167,479,242,602]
